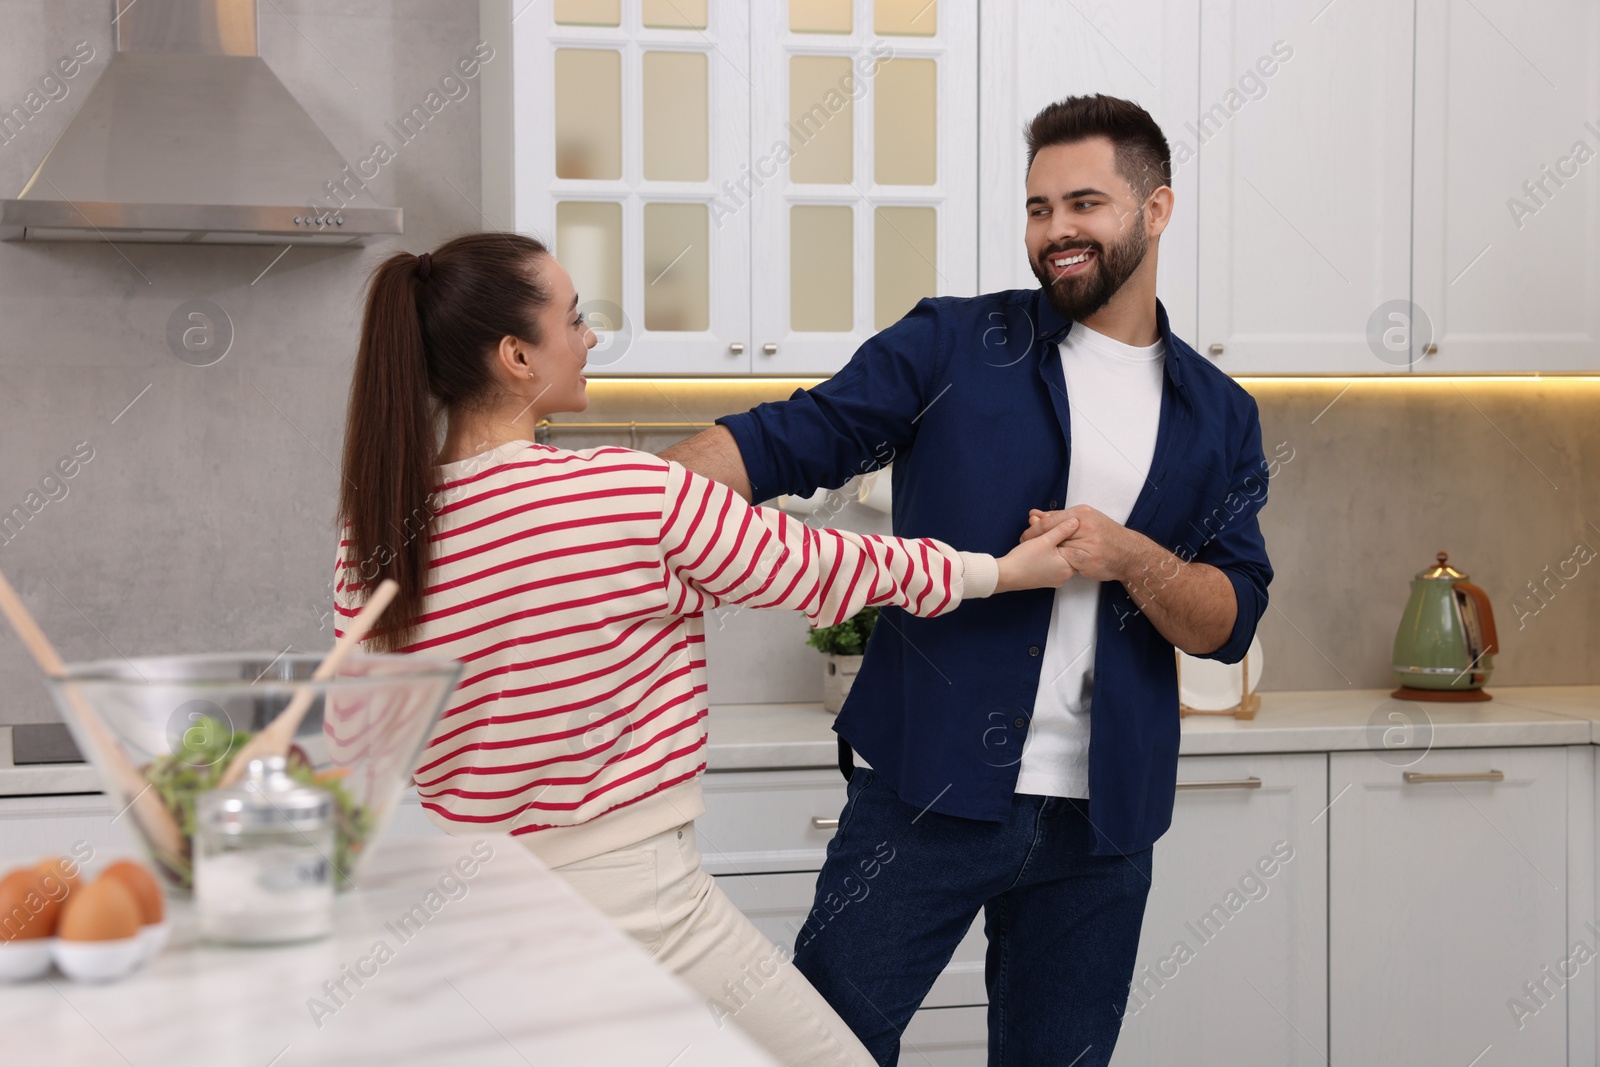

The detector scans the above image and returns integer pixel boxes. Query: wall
[545,376,1600,703]
[1249,377,1600,692]
[0,0,487,724]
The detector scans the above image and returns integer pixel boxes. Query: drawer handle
[1403,770,1504,784]
[812,817,840,830]
[1176,777,1262,791]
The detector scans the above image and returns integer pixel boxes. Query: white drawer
[901,1005,988,1066]
[697,769,849,875]
[716,870,989,1008]
[386,788,448,836]
[0,794,135,867]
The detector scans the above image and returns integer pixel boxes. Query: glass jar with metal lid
[195,755,335,943]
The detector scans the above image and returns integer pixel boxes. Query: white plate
[1178,635,1264,712]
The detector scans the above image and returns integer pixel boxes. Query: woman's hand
[994,515,1079,593]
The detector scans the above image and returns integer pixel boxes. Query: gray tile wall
[0,1,488,724]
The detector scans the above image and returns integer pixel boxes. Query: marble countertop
[0,835,776,1067]
[5,686,1599,795]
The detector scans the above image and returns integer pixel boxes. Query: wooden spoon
[0,569,186,867]
[215,579,399,790]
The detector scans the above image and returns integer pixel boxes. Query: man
[662,94,1273,1066]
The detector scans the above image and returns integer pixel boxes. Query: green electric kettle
[1392,552,1499,700]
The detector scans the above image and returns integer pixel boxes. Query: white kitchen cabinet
[1411,0,1600,372]
[717,869,987,1009]
[701,766,990,1056]
[1329,746,1570,1065]
[1194,0,1414,374]
[386,788,449,836]
[483,0,977,376]
[747,1,977,375]
[482,0,752,374]
[977,0,1200,343]
[0,793,135,866]
[696,768,849,875]
[1110,753,1328,1066]
[901,1005,988,1065]
[985,0,1595,375]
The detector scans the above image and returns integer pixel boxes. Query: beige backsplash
[550,376,1600,696]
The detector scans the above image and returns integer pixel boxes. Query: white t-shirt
[1014,321,1165,799]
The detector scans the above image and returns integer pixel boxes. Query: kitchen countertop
[698,686,1600,771]
[0,835,776,1067]
[5,686,1600,795]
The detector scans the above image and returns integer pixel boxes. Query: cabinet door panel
[697,769,848,875]
[716,870,988,1008]
[490,0,752,374]
[749,0,977,375]
[0,794,135,865]
[1412,0,1600,371]
[978,0,1201,342]
[1329,746,1568,1064]
[900,1005,988,1066]
[1111,753,1328,1066]
[1195,0,1413,373]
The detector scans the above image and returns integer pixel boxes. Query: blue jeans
[792,766,1154,1067]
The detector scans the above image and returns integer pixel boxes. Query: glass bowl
[45,652,461,895]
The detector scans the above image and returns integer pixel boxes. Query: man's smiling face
[1024,136,1155,322]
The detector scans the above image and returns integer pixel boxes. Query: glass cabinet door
[749,0,976,375]
[491,0,973,375]
[508,0,751,374]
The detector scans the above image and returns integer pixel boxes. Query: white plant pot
[822,654,863,714]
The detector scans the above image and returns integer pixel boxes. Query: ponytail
[338,232,553,652]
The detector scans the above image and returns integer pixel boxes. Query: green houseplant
[807,607,876,712]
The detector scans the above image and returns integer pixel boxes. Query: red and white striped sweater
[334,441,999,868]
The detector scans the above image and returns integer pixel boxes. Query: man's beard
[1030,211,1148,322]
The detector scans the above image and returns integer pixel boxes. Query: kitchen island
[0,836,777,1067]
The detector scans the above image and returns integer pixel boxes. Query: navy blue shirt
[717,288,1273,855]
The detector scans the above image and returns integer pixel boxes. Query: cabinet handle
[1403,770,1503,783]
[1176,777,1262,791]
[1422,342,1438,356]
[812,816,840,829]
[762,342,779,356]
[1208,343,1224,356]
[728,342,745,356]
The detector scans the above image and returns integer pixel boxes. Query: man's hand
[1021,505,1146,582]
[1020,505,1236,654]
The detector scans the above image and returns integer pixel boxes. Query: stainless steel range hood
[0,0,401,245]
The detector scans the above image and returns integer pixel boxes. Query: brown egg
[0,867,62,940]
[35,855,81,897]
[57,875,141,943]
[100,860,164,925]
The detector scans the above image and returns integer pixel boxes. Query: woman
[333,232,1077,1067]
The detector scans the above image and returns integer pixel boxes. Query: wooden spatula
[0,569,186,867]
[215,579,399,790]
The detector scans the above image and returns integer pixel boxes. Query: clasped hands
[992,505,1146,594]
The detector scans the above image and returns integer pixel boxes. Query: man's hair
[1024,94,1171,202]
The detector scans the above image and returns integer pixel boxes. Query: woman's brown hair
[337,232,553,651]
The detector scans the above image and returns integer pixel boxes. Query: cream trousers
[546,820,876,1067]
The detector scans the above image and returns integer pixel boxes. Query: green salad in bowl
[144,720,376,889]
[46,651,462,896]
